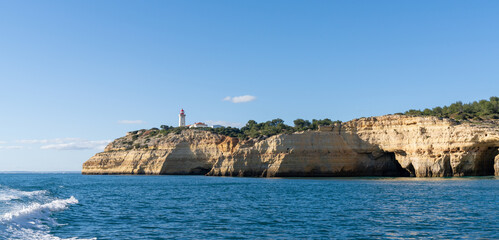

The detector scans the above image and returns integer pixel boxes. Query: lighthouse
[179,109,186,127]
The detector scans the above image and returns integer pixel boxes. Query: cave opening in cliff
[405,163,416,177]
[475,147,498,176]
[385,152,412,177]
[188,167,211,175]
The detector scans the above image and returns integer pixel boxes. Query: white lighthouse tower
[179,109,186,127]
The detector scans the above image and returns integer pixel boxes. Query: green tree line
[404,96,499,120]
[129,97,498,142]
[148,118,341,139]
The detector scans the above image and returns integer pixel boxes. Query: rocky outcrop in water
[82,115,499,177]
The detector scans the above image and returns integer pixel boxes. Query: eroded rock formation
[82,115,499,177]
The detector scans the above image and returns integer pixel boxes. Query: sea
[0,173,497,240]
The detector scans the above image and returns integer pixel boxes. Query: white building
[189,122,208,128]
[179,109,186,127]
[178,109,223,128]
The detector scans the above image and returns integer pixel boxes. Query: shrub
[404,96,499,121]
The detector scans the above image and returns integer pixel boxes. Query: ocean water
[0,174,497,239]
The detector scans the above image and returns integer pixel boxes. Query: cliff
[82,115,499,177]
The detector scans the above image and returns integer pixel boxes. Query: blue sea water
[0,174,497,239]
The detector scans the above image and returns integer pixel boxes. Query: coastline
[82,115,499,178]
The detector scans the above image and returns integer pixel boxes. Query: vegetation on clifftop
[121,97,498,147]
[404,96,499,120]
[124,118,342,144]
[158,118,340,139]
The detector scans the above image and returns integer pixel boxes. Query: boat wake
[0,187,48,201]
[0,185,93,240]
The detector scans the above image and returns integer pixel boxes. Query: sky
[0,0,498,171]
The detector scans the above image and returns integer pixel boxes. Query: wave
[1,196,78,224]
[0,188,94,240]
[0,187,48,201]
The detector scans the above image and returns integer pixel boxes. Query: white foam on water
[2,226,96,240]
[0,188,48,201]
[1,196,79,224]
[0,188,95,240]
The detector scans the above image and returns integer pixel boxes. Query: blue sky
[0,0,498,171]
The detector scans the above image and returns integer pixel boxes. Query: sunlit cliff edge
[82,115,499,177]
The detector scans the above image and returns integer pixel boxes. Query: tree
[270,118,284,127]
[246,120,257,127]
[403,96,499,120]
[293,119,311,130]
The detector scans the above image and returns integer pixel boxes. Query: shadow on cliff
[453,146,498,176]
[269,128,413,177]
[158,141,212,175]
[155,130,499,177]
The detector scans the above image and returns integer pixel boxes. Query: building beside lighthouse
[178,108,217,128]
[179,109,186,127]
[189,122,208,128]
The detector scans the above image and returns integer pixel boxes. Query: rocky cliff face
[82,130,223,175]
[82,115,499,177]
[343,116,498,177]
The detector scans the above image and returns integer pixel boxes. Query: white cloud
[40,140,111,151]
[205,120,244,128]
[0,146,23,150]
[17,138,80,144]
[0,141,7,144]
[223,95,256,103]
[16,138,111,151]
[118,120,146,124]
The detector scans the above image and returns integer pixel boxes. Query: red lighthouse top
[180,109,185,115]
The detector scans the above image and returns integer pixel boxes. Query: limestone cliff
[82,115,499,177]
